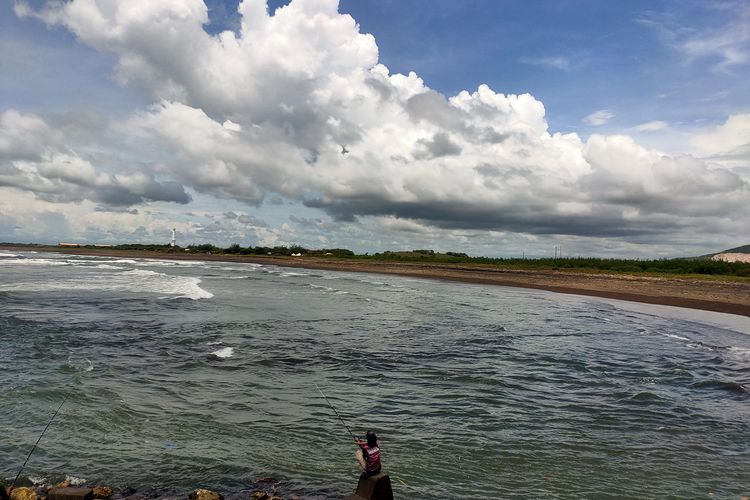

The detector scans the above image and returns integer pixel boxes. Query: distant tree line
[103,243,750,278]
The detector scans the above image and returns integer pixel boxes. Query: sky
[1,0,748,258]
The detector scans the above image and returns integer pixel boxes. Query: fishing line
[12,392,68,488]
[314,382,357,443]
[314,383,367,473]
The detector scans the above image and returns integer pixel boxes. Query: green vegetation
[185,244,750,278]
[2,241,748,278]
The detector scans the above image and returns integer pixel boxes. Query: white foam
[0,267,213,300]
[121,269,213,299]
[67,354,94,372]
[309,284,336,292]
[0,252,20,257]
[65,475,86,486]
[136,259,206,267]
[206,340,223,345]
[280,271,309,277]
[663,333,691,341]
[0,258,69,266]
[211,347,234,358]
[729,346,750,358]
[94,264,126,270]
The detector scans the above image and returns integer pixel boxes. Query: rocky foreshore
[3,477,311,500]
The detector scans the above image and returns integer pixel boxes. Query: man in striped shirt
[355,431,381,477]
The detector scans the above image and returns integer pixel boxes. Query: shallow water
[1,251,749,498]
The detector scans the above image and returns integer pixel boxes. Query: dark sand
[4,245,750,317]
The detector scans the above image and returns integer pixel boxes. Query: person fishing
[315,384,384,477]
[355,431,381,477]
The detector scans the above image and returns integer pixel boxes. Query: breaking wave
[210,347,234,358]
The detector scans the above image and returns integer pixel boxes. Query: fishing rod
[11,393,68,489]
[314,383,357,443]
[314,383,367,472]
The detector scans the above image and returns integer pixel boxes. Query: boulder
[250,493,268,500]
[55,480,71,489]
[117,487,136,497]
[10,487,37,500]
[188,489,223,500]
[343,473,393,500]
[47,487,93,500]
[91,487,112,499]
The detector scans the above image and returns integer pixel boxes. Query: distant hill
[707,244,750,263]
[720,244,750,254]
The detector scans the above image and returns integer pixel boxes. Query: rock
[10,487,38,500]
[344,473,393,500]
[118,487,136,497]
[55,481,71,489]
[47,487,93,500]
[91,487,112,500]
[250,493,268,500]
[188,489,223,500]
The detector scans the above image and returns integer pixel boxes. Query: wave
[0,252,20,257]
[0,257,70,266]
[120,269,213,300]
[692,380,748,394]
[662,333,691,341]
[135,259,207,267]
[210,347,234,358]
[67,354,94,373]
[0,267,213,300]
[94,264,126,270]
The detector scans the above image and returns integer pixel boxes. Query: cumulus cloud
[691,113,750,160]
[0,109,191,207]
[10,0,750,248]
[583,109,615,126]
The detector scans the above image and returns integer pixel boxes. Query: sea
[1,251,748,499]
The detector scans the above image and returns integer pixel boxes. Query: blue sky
[1,0,748,256]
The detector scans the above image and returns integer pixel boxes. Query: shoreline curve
[3,245,749,318]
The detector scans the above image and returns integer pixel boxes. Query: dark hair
[366,431,378,447]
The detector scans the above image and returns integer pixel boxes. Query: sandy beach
[4,245,749,317]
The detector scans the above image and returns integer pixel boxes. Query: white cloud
[634,120,668,132]
[691,113,750,159]
[583,109,615,126]
[519,56,571,71]
[5,0,749,254]
[637,2,750,72]
[0,109,191,206]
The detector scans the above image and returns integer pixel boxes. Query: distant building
[59,242,82,247]
[170,228,176,247]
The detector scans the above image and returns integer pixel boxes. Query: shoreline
[3,245,750,317]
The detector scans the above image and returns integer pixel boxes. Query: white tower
[170,228,176,247]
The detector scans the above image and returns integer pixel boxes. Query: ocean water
[1,251,749,499]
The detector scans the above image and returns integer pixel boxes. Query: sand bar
[3,245,750,317]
